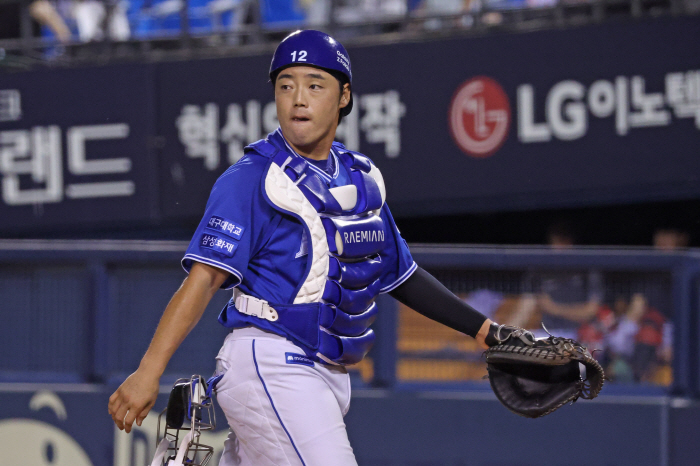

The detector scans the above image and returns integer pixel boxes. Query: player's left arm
[378,203,496,348]
[389,266,493,349]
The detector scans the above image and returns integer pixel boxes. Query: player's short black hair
[271,66,351,125]
[327,69,351,125]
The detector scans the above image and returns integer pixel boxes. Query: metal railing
[1,239,699,397]
[0,0,694,68]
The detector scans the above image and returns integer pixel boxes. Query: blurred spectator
[606,293,673,383]
[546,219,576,249]
[526,0,557,7]
[631,295,667,381]
[606,294,645,382]
[362,0,407,17]
[0,0,71,43]
[511,221,603,340]
[31,0,72,42]
[147,0,185,20]
[480,0,526,26]
[73,0,130,41]
[332,0,406,32]
[463,289,503,321]
[414,0,474,30]
[576,301,615,361]
[534,269,602,338]
[260,0,307,27]
[208,0,252,37]
[130,0,247,42]
[298,0,329,26]
[653,228,689,250]
[131,0,191,37]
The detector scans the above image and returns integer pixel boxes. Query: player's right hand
[108,368,160,433]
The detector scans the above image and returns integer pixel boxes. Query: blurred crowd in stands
[0,0,594,46]
[396,222,687,387]
[469,280,674,386]
[3,0,697,59]
[481,222,684,386]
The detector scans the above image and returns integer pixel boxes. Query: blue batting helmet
[270,30,353,116]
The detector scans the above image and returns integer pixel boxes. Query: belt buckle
[246,297,265,318]
[234,291,278,322]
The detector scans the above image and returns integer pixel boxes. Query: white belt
[233,289,278,322]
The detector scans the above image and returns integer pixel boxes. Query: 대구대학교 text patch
[207,216,245,240]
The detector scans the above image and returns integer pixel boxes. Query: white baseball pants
[215,327,358,466]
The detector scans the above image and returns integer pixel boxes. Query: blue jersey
[182,129,416,329]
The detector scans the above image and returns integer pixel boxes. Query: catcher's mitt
[484,324,604,418]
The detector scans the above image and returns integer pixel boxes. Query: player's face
[275,66,350,159]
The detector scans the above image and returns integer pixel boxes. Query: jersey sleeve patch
[200,234,238,257]
[206,215,245,240]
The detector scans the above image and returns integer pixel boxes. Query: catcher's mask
[150,374,222,466]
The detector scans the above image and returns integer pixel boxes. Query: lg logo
[448,77,511,158]
[448,73,678,158]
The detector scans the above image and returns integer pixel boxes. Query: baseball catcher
[483,323,605,418]
[108,29,605,465]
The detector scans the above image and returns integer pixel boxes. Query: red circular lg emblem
[449,76,511,158]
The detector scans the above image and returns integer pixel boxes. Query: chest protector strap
[231,291,379,364]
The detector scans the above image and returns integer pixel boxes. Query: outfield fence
[2,240,699,396]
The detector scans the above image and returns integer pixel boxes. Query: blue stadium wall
[2,242,700,465]
[0,17,699,235]
[3,384,700,465]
